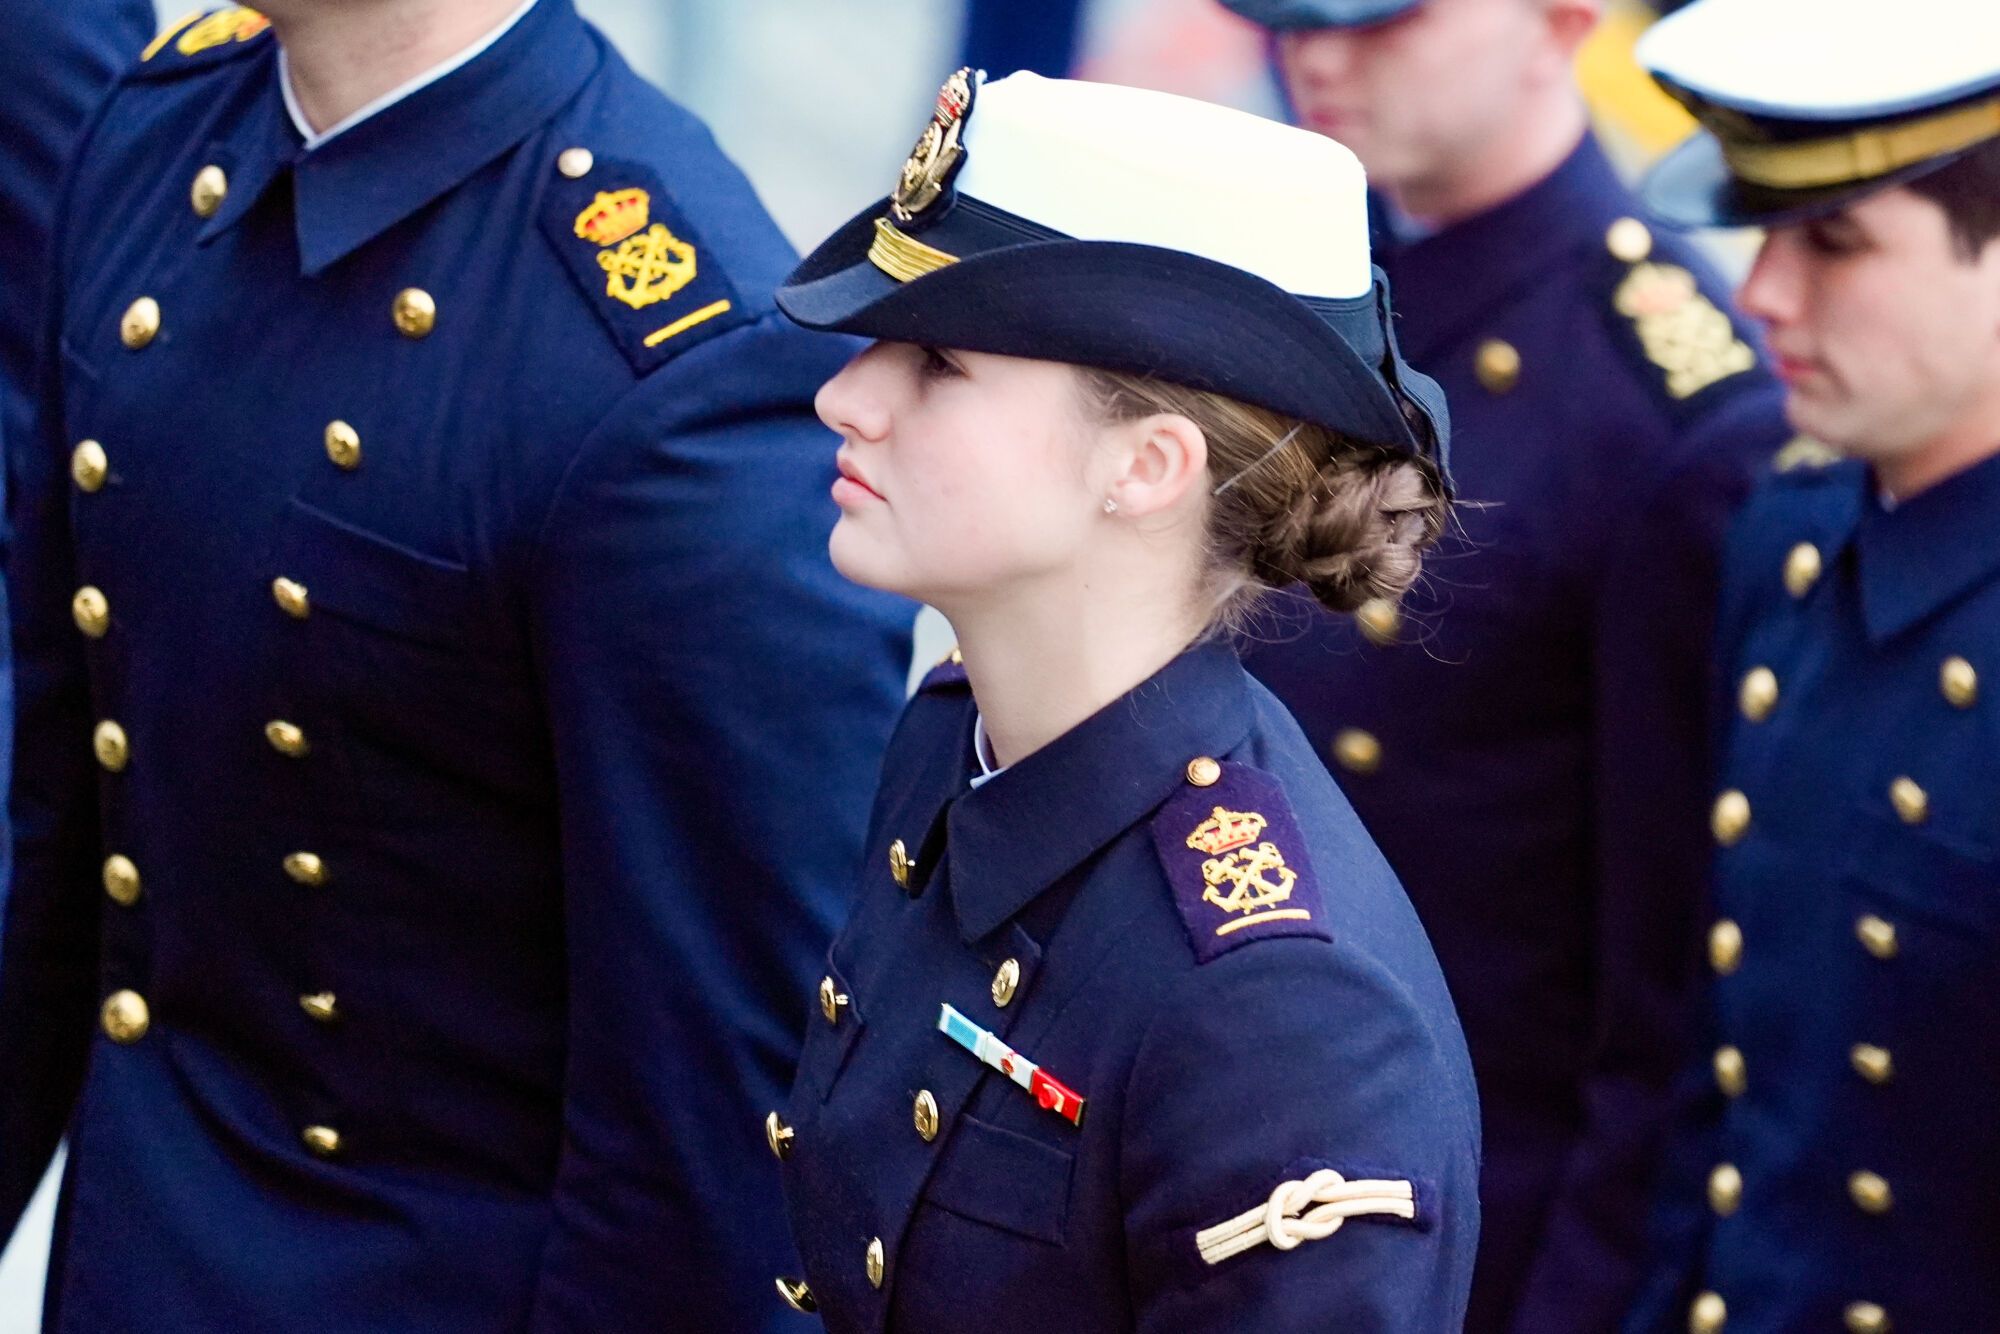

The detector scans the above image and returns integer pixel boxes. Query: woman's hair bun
[1253,449,1446,615]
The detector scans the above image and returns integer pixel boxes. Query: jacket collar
[1373,131,1629,362]
[1855,448,2000,645]
[200,0,600,276]
[947,640,1255,944]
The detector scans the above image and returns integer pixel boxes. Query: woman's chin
[829,521,917,599]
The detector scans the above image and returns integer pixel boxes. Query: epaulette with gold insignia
[134,8,272,76]
[1598,216,1759,415]
[1772,436,1842,473]
[1152,759,1331,965]
[540,155,748,374]
[917,647,968,693]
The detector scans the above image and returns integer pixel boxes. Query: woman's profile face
[814,341,1105,607]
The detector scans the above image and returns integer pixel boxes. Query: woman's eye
[919,346,961,379]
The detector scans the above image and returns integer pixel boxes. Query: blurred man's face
[1274,0,1560,204]
[1738,187,2000,481]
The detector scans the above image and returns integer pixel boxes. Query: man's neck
[1873,409,2000,502]
[1386,95,1589,230]
[267,0,528,135]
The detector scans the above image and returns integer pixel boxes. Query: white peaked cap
[952,72,1375,300]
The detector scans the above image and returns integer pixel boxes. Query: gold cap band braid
[1715,93,2000,189]
[868,217,958,283]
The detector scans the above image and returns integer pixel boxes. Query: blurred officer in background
[1219,0,1789,1328]
[0,0,155,899]
[0,1,911,1329]
[1624,0,2000,1330]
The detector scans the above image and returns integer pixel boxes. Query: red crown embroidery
[1185,806,1268,856]
[573,188,651,248]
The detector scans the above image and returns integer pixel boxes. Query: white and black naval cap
[776,70,1449,475]
[1638,0,2000,228]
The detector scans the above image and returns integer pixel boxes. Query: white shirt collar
[279,0,541,152]
[969,714,1008,790]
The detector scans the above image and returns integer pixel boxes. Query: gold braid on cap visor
[1714,94,2000,190]
[869,217,958,283]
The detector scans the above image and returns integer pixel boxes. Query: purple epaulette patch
[1151,760,1330,965]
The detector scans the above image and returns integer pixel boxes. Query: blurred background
[0,0,1697,1324]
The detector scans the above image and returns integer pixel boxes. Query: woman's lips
[833,455,885,505]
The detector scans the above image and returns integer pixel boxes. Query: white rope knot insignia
[1195,1169,1417,1266]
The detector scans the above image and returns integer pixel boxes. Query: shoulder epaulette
[1597,215,1760,415]
[1151,758,1331,965]
[916,647,969,693]
[540,153,749,375]
[1772,435,1843,475]
[135,8,273,77]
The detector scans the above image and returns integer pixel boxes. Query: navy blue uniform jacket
[1244,136,1789,1331]
[776,643,1481,1331]
[0,4,912,1328]
[0,0,156,901]
[1627,453,2000,1333]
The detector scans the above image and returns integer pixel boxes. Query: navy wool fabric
[0,3,913,1329]
[1243,135,1791,1331]
[778,642,1481,1331]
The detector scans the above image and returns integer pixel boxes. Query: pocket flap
[922,1113,1073,1245]
[277,499,471,649]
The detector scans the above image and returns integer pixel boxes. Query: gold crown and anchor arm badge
[1152,762,1331,964]
[542,163,749,373]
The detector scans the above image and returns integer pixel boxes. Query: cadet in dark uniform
[1622,1,2000,1329]
[0,2,912,1329]
[0,0,155,903]
[764,69,1480,1329]
[1220,1,1791,1326]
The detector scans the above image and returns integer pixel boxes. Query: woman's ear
[1105,412,1209,520]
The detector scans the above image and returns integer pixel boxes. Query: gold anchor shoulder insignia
[544,162,748,374]
[1152,763,1331,964]
[893,67,978,222]
[1612,260,1756,401]
[143,8,271,63]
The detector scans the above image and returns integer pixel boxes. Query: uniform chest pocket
[921,1112,1074,1245]
[276,499,473,651]
[1840,805,2000,942]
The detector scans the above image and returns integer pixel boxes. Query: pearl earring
[1102,497,1119,514]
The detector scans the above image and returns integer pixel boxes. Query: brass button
[1713,1045,1746,1098]
[1940,655,1977,709]
[765,1110,794,1161]
[1185,755,1221,787]
[190,164,228,218]
[1332,727,1382,775]
[774,1278,817,1313]
[1606,216,1654,263]
[1707,1162,1742,1216]
[1784,542,1822,598]
[1855,914,1898,960]
[302,1125,342,1157]
[1888,776,1927,825]
[888,838,910,889]
[1737,667,1778,722]
[100,989,150,1043]
[324,420,362,470]
[265,720,310,758]
[283,852,327,887]
[1848,1169,1891,1214]
[103,854,142,907]
[1355,596,1400,646]
[93,720,129,772]
[299,992,339,1023]
[72,586,110,638]
[1850,1043,1893,1085]
[1475,338,1520,394]
[913,1089,939,1142]
[1709,918,1743,975]
[1710,790,1750,846]
[71,439,108,492]
[1843,1300,1890,1333]
[991,957,1021,1008]
[1688,1290,1726,1333]
[864,1237,885,1289]
[272,577,310,619]
[557,146,595,178]
[120,297,161,350]
[392,287,436,338]
[818,974,847,1026]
